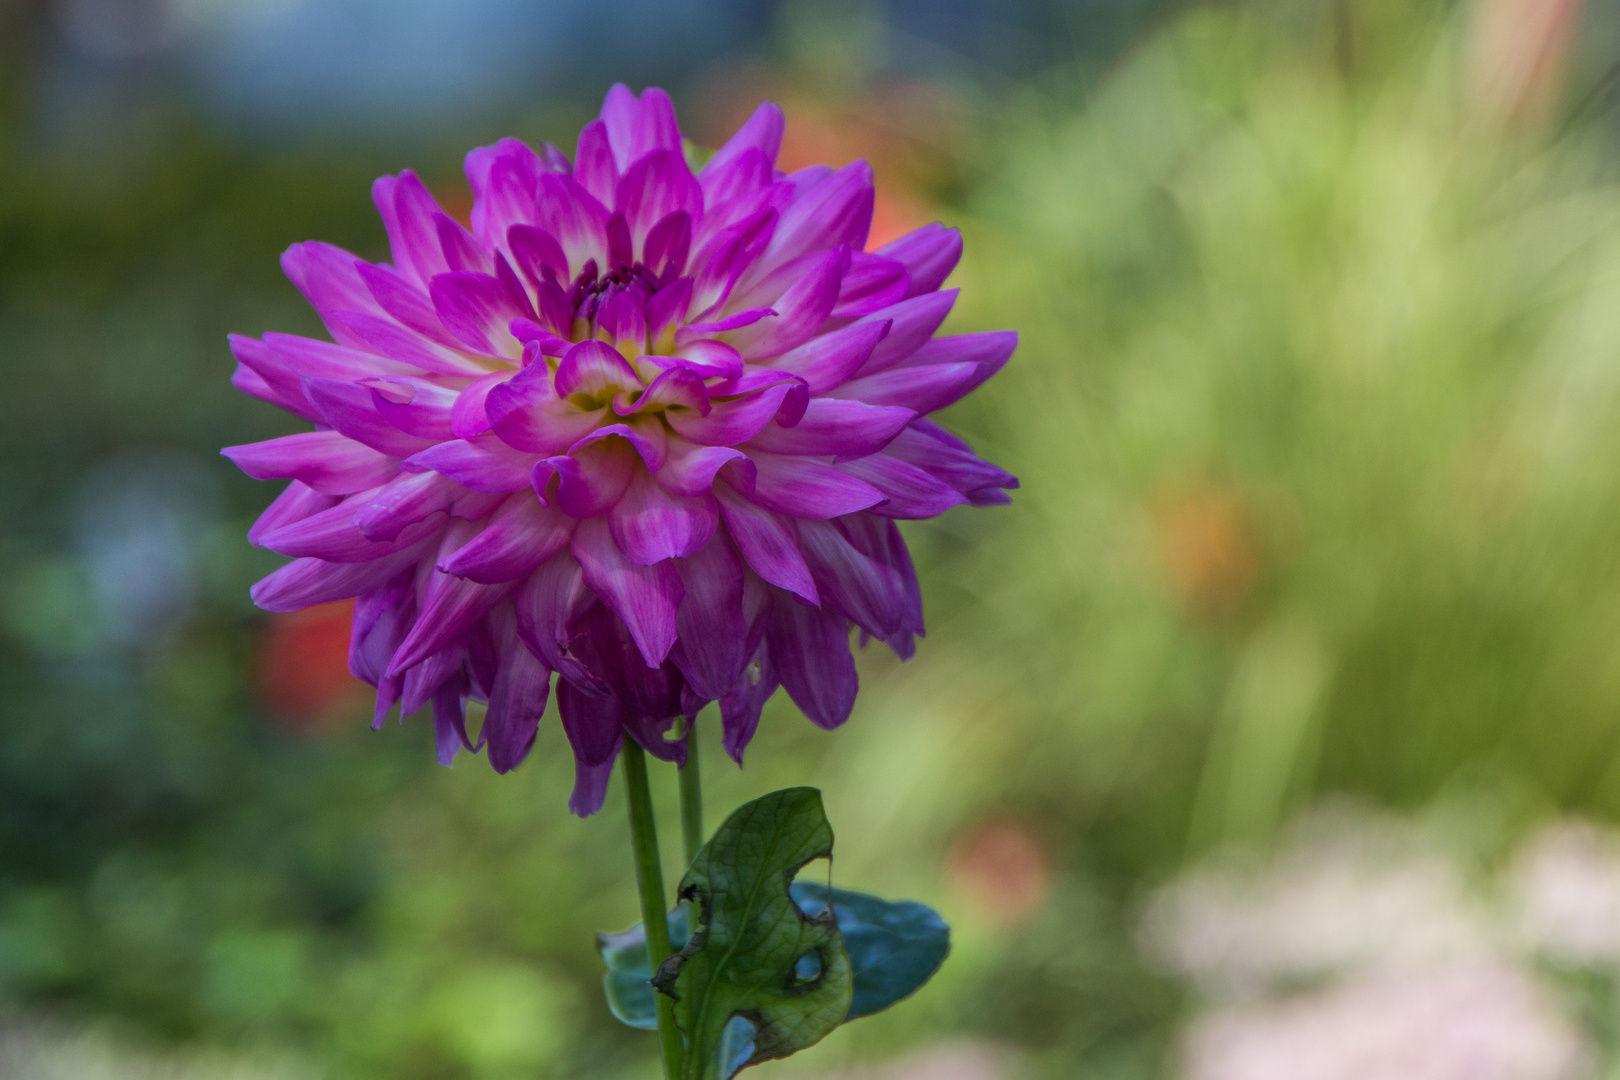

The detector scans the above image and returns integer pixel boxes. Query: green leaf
[651,787,853,1079]
[789,882,950,1019]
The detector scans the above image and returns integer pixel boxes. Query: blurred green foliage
[9,0,1620,1077]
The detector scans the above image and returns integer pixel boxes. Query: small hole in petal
[745,659,763,688]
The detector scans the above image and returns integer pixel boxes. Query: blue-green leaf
[788,882,950,1019]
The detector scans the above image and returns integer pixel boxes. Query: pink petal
[378,171,452,287]
[429,271,531,356]
[797,518,908,637]
[690,207,779,316]
[544,436,638,517]
[250,547,426,613]
[223,431,398,495]
[746,398,915,460]
[351,469,459,540]
[438,494,573,583]
[763,318,891,395]
[609,469,718,565]
[572,518,683,667]
[573,119,619,208]
[401,435,536,494]
[832,252,910,318]
[725,247,849,359]
[280,241,387,349]
[258,499,446,562]
[641,210,692,278]
[556,679,623,816]
[449,368,517,439]
[365,377,459,440]
[836,454,967,518]
[668,532,748,699]
[487,363,609,456]
[703,101,785,178]
[387,528,517,676]
[666,378,804,446]
[303,377,436,458]
[656,439,754,497]
[851,289,958,373]
[877,222,962,298]
[832,361,984,416]
[752,160,873,280]
[714,484,817,603]
[743,452,886,519]
[701,146,773,211]
[248,480,339,546]
[357,261,462,348]
[480,606,552,773]
[329,311,488,376]
[616,149,703,245]
[555,339,643,397]
[535,173,611,278]
[620,366,709,418]
[767,591,857,730]
[515,552,599,687]
[465,138,544,250]
[883,424,1018,498]
[600,83,682,170]
[507,224,569,288]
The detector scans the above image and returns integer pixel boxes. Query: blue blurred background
[14,0,1620,1077]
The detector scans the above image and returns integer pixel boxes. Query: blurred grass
[10,0,1620,1077]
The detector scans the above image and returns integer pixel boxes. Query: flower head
[225,85,1016,814]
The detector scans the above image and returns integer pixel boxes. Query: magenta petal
[433,680,474,766]
[704,101,785,178]
[832,251,910,318]
[430,271,530,356]
[434,213,488,273]
[546,438,637,517]
[557,679,623,816]
[767,591,857,730]
[714,484,817,603]
[387,533,516,677]
[626,366,709,417]
[569,419,668,472]
[701,145,773,211]
[330,311,487,376]
[666,339,744,380]
[402,436,536,495]
[873,329,1018,385]
[877,222,963,298]
[449,369,515,439]
[232,359,310,420]
[797,518,907,636]
[675,306,777,342]
[402,644,468,717]
[852,289,958,373]
[439,495,573,584]
[833,361,983,416]
[280,241,387,349]
[609,470,719,565]
[765,318,891,395]
[572,518,683,668]
[555,339,643,397]
[515,552,599,687]
[487,363,608,455]
[223,432,397,495]
[656,439,753,497]
[667,379,803,446]
[381,171,453,286]
[641,210,692,278]
[507,224,569,288]
[466,138,543,249]
[349,574,414,688]
[726,247,849,359]
[535,173,611,277]
[838,454,968,519]
[645,278,693,342]
[884,424,1018,497]
[573,119,620,208]
[482,609,551,774]
[351,469,458,540]
[304,377,436,458]
[248,481,339,546]
[691,207,779,316]
[756,160,874,274]
[261,332,421,382]
[365,378,458,440]
[357,262,462,347]
[668,532,747,699]
[250,547,426,612]
[259,500,445,562]
[747,399,915,460]
[719,645,777,764]
[743,452,885,519]
[601,83,681,170]
[616,149,703,244]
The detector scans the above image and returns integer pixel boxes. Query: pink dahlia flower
[224,85,1016,814]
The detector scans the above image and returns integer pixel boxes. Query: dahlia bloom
[225,85,1016,814]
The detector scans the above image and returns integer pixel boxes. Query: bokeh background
[11,0,1620,1077]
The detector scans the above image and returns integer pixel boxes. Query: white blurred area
[1141,802,1620,1080]
[0,1017,309,1080]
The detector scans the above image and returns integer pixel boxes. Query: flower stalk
[622,736,683,1078]
[679,718,704,866]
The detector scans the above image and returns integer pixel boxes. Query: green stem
[623,736,683,1079]
[679,716,704,865]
